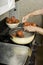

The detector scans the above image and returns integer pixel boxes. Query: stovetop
[0,18,37,65]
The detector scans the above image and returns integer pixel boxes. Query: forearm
[27,9,43,17]
[36,27,43,35]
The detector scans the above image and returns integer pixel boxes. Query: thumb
[22,18,26,23]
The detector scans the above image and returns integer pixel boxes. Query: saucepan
[9,27,35,44]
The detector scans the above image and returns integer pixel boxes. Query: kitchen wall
[9,0,43,26]
[0,12,9,20]
[0,0,43,44]
[0,0,43,25]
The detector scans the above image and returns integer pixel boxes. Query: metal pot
[9,27,35,44]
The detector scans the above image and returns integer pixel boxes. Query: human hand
[22,15,29,23]
[24,26,37,32]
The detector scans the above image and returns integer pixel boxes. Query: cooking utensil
[9,27,35,44]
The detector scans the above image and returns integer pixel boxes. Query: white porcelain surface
[0,0,15,15]
[6,22,19,29]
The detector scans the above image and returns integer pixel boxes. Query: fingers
[24,26,36,32]
[22,15,28,23]
[22,17,26,23]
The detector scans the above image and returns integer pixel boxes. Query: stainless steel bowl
[9,27,35,44]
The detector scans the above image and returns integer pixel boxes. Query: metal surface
[9,27,35,44]
[10,27,34,37]
[0,42,32,65]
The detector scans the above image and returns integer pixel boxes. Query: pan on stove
[9,27,35,44]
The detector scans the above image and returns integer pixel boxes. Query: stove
[0,18,37,65]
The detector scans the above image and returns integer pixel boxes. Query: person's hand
[24,26,37,32]
[22,15,29,23]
